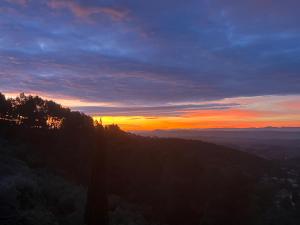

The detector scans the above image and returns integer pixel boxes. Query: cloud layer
[1,0,300,125]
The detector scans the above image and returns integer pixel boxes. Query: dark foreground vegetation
[1,93,300,225]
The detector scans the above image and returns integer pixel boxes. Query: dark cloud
[72,103,239,116]
[47,0,128,21]
[0,0,300,109]
[4,0,28,6]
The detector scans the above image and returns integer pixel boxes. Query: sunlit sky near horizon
[1,0,300,130]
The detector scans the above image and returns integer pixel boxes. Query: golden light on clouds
[93,95,300,131]
[93,110,300,131]
[4,92,300,131]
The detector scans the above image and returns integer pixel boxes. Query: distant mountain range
[134,128,300,160]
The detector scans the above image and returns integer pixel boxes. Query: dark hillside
[105,133,280,225]
[0,139,161,225]
[1,93,299,225]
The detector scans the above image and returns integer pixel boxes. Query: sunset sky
[1,0,300,130]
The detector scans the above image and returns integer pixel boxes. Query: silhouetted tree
[8,93,47,128]
[0,92,10,119]
[85,124,108,225]
[0,92,110,224]
[61,110,93,131]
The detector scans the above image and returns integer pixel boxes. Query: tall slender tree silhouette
[85,125,108,225]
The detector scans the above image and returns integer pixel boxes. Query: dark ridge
[1,92,299,225]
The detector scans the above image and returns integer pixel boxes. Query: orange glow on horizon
[93,110,300,131]
[3,92,300,131]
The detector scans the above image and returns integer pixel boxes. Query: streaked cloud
[73,103,239,116]
[5,0,28,6]
[47,0,128,21]
[1,0,300,130]
[92,95,300,130]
